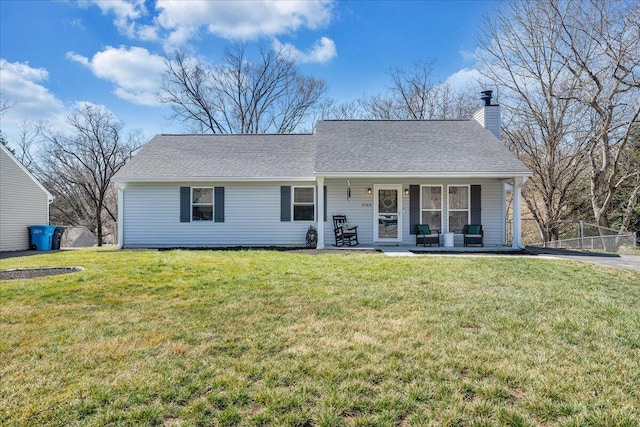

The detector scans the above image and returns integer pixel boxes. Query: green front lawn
[1,249,639,426]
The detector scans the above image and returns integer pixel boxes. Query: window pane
[421,211,441,231]
[448,186,468,209]
[192,188,213,204]
[378,190,398,214]
[192,206,213,221]
[294,187,314,203]
[378,215,398,238]
[293,205,314,221]
[421,186,441,210]
[449,211,468,233]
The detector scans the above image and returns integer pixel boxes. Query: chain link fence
[507,219,637,254]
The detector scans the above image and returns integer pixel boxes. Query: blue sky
[0,0,496,141]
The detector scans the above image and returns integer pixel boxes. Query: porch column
[512,176,525,249]
[317,176,325,249]
[117,184,124,249]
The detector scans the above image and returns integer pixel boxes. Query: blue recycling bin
[28,225,56,251]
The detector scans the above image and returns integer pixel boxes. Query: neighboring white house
[0,143,54,251]
[113,92,532,249]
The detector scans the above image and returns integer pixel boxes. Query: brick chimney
[473,90,501,139]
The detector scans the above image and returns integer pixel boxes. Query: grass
[1,249,639,427]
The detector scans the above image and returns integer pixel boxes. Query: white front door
[374,185,402,243]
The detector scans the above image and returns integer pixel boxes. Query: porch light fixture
[367,188,372,195]
[404,188,410,196]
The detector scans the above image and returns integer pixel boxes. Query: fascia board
[314,171,533,179]
[112,176,318,183]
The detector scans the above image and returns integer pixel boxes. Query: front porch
[325,244,525,255]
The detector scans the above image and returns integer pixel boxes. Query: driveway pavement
[525,248,640,272]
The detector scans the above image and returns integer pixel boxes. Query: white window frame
[292,186,316,221]
[447,184,470,233]
[420,185,443,232]
[192,187,214,221]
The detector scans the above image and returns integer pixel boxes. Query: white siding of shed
[0,146,51,251]
[122,182,317,247]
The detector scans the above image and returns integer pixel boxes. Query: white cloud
[444,68,481,91]
[0,59,66,129]
[67,46,165,105]
[274,37,337,64]
[87,0,150,39]
[156,0,334,45]
[459,49,478,63]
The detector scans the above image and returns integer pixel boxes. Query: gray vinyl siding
[323,178,505,246]
[473,106,501,140]
[122,182,316,248]
[0,148,50,251]
[121,179,507,248]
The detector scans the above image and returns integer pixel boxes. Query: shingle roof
[314,120,531,176]
[114,134,316,181]
[113,120,531,182]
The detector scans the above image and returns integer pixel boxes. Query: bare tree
[38,105,142,245]
[0,88,15,117]
[159,43,327,134]
[549,0,640,230]
[477,0,589,241]
[323,62,477,121]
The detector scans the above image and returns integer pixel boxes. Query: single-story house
[0,143,54,251]
[113,92,531,249]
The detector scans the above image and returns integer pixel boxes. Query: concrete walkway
[378,246,640,271]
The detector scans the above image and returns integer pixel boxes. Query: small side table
[443,232,454,247]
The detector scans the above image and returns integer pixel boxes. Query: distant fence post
[579,221,584,250]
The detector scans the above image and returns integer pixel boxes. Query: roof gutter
[315,171,533,179]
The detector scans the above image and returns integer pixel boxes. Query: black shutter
[214,187,225,222]
[180,187,191,222]
[280,186,291,221]
[409,185,420,234]
[324,185,327,222]
[470,185,482,224]
[315,186,328,222]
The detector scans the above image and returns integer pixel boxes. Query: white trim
[373,184,403,243]
[113,173,533,184]
[117,187,124,248]
[316,177,325,249]
[191,187,214,222]
[316,171,532,179]
[512,176,528,249]
[419,184,444,232]
[447,184,471,233]
[113,176,317,183]
[0,143,54,201]
[292,185,316,222]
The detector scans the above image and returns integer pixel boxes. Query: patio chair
[416,224,440,247]
[333,215,359,247]
[462,224,484,247]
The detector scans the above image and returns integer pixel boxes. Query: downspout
[512,176,529,249]
[47,196,54,225]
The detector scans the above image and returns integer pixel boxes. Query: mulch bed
[0,267,83,281]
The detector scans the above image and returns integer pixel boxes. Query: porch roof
[314,120,531,177]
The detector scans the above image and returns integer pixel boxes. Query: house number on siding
[362,203,372,207]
